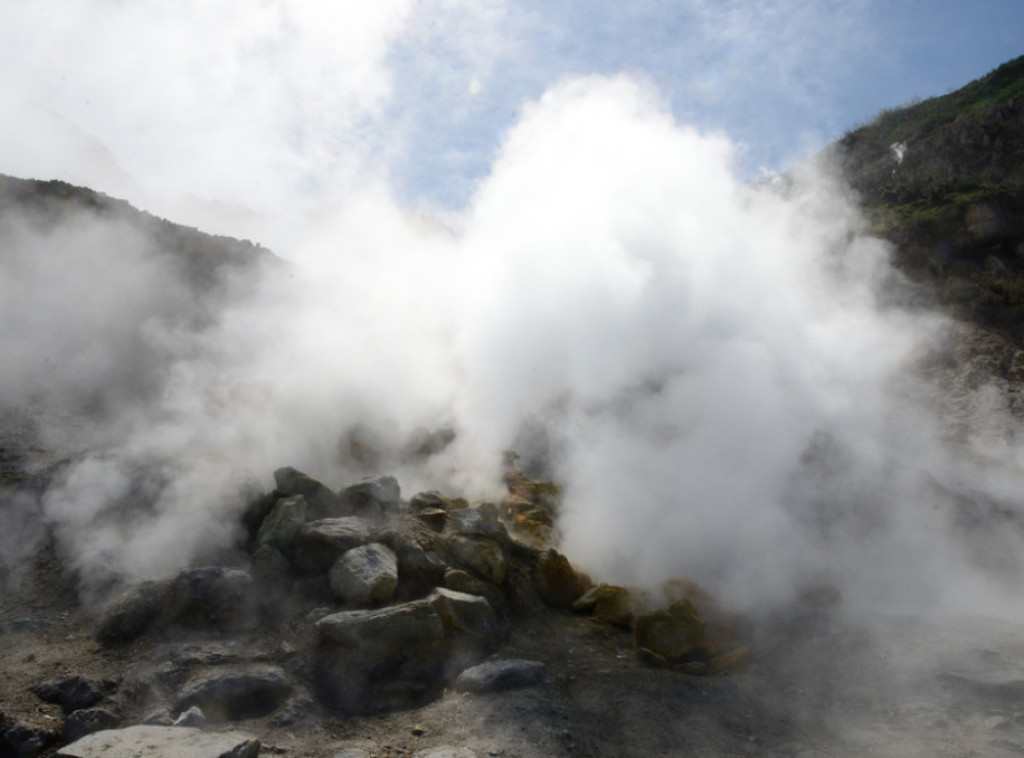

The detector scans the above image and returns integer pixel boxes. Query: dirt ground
[6,538,1024,758]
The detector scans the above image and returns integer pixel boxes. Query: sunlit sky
[0,0,1022,219]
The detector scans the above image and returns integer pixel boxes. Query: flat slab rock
[454,659,548,693]
[57,725,260,758]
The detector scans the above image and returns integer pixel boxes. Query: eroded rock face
[454,659,548,693]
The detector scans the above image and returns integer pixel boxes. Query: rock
[94,580,171,644]
[572,584,634,628]
[429,588,498,638]
[31,675,103,714]
[412,748,476,758]
[329,543,399,607]
[317,599,446,647]
[447,536,506,585]
[454,659,548,693]
[57,725,259,758]
[250,544,290,585]
[166,567,254,632]
[448,503,507,540]
[380,532,446,583]
[416,508,448,531]
[175,666,292,721]
[409,491,468,512]
[532,549,584,608]
[63,708,120,742]
[3,722,58,757]
[256,494,307,548]
[332,750,371,758]
[274,466,343,520]
[289,517,372,572]
[142,709,173,726]
[339,475,401,517]
[402,427,456,461]
[508,568,546,614]
[172,705,206,727]
[634,600,705,664]
[443,569,505,611]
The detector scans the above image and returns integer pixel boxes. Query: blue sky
[0,0,1021,219]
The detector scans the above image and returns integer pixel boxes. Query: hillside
[833,55,1024,344]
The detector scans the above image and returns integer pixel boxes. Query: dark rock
[447,536,506,585]
[454,658,548,693]
[63,708,120,743]
[409,491,467,512]
[429,588,498,638]
[94,580,171,645]
[416,508,448,531]
[274,467,343,520]
[379,531,446,584]
[448,503,507,540]
[317,599,446,648]
[256,494,307,548]
[288,517,372,572]
[32,676,103,714]
[57,725,260,758]
[634,600,705,664]
[250,544,290,585]
[2,723,57,758]
[175,666,292,722]
[329,543,399,607]
[443,569,505,611]
[339,475,401,517]
[166,567,254,632]
[532,548,584,608]
[411,748,476,758]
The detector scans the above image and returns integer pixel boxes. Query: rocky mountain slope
[832,55,1024,345]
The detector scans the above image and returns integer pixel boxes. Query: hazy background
[2,1,1024,615]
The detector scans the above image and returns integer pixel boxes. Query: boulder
[57,725,259,758]
[256,494,307,548]
[443,569,505,611]
[379,532,446,584]
[429,588,498,638]
[329,543,399,607]
[447,536,506,586]
[94,580,171,644]
[175,666,292,721]
[339,475,401,517]
[448,503,507,540]
[172,705,206,727]
[454,659,548,693]
[532,549,584,608]
[3,722,58,757]
[634,599,705,664]
[288,517,372,572]
[409,491,468,512]
[317,599,446,648]
[31,676,104,714]
[63,708,120,742]
[572,584,634,629]
[274,466,343,519]
[166,567,254,632]
[416,508,448,531]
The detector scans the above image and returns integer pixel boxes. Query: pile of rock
[3,463,750,756]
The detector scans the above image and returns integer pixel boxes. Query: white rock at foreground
[57,725,260,758]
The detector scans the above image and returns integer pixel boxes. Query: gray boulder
[274,466,343,519]
[175,666,292,721]
[256,494,307,548]
[454,659,548,693]
[289,517,372,572]
[317,598,446,647]
[94,580,171,644]
[340,475,401,516]
[329,543,399,606]
[31,675,104,714]
[447,536,506,585]
[63,708,120,742]
[57,725,259,758]
[166,567,255,632]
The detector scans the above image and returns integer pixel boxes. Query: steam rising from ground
[4,76,1024,616]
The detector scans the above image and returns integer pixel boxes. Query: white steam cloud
[3,73,1024,620]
